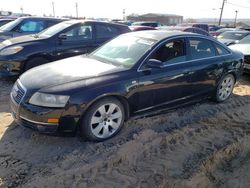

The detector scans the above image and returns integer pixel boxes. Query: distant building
[0,10,31,18]
[0,11,12,16]
[127,13,183,26]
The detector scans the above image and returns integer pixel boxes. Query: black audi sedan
[0,20,130,78]
[10,31,244,141]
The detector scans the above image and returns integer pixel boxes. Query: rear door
[95,23,122,46]
[186,37,227,97]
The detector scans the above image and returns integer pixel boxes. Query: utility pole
[20,6,23,14]
[234,10,238,28]
[123,9,126,21]
[218,0,226,26]
[75,2,78,18]
[52,1,55,17]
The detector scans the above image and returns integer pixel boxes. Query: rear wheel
[24,57,48,71]
[215,74,235,102]
[80,97,125,141]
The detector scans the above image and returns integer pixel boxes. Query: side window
[189,38,216,60]
[18,20,45,32]
[64,25,93,41]
[96,24,119,39]
[214,43,230,55]
[150,39,186,64]
[47,21,59,28]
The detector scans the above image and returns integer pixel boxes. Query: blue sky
[1,0,250,19]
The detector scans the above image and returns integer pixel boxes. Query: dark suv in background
[0,17,64,42]
[0,20,131,77]
[132,21,162,28]
[0,18,15,27]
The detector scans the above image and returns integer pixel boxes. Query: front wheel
[80,97,125,141]
[215,74,235,102]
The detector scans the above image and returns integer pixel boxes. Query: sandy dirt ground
[0,75,250,188]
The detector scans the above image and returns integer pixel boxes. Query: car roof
[60,19,129,27]
[222,30,250,34]
[0,18,15,21]
[122,30,204,41]
[133,21,159,23]
[17,16,64,21]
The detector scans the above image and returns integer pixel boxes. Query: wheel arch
[80,94,131,123]
[216,70,237,87]
[22,54,51,71]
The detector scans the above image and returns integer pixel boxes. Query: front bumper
[0,59,22,78]
[244,63,250,73]
[10,85,80,134]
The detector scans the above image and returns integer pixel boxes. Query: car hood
[20,55,126,91]
[1,35,41,46]
[229,44,250,55]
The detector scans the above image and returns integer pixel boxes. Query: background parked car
[129,25,157,31]
[209,25,223,32]
[229,34,250,73]
[157,26,211,36]
[0,17,64,42]
[0,20,131,78]
[0,18,15,27]
[217,30,250,46]
[132,21,162,28]
[177,23,209,32]
[210,27,240,38]
[10,31,244,141]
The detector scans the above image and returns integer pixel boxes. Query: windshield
[218,32,247,40]
[0,18,21,31]
[91,35,156,68]
[38,22,74,38]
[239,34,250,44]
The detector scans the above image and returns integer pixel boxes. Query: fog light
[47,118,59,124]
[1,63,13,72]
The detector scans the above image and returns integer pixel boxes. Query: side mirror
[58,33,67,40]
[146,59,163,69]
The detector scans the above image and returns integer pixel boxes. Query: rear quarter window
[189,38,216,60]
[214,43,230,55]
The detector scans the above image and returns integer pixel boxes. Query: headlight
[29,92,69,107]
[0,46,23,56]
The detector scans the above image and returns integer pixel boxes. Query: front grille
[244,55,250,64]
[11,80,26,104]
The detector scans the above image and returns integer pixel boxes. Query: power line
[227,1,250,9]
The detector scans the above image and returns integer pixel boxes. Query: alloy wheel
[90,103,123,139]
[217,75,235,101]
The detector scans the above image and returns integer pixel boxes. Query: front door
[54,24,97,60]
[134,38,194,114]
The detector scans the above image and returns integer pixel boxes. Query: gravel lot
[0,75,250,188]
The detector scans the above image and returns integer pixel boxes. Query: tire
[215,74,235,102]
[24,57,48,71]
[80,97,125,142]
